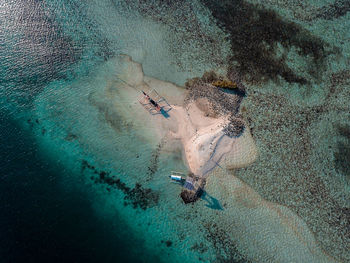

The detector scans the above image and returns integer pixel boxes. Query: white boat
[170,175,184,181]
[169,171,185,182]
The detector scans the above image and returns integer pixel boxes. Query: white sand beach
[112,54,258,177]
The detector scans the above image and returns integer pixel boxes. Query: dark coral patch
[334,125,350,180]
[146,138,166,181]
[201,0,331,85]
[190,242,208,254]
[81,160,159,210]
[161,240,173,247]
[165,240,172,247]
[204,222,251,262]
[65,133,78,141]
[223,116,245,138]
[314,0,350,20]
[337,125,350,139]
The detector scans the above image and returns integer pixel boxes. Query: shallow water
[1,0,349,262]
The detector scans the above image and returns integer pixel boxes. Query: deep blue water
[0,112,157,263]
[0,1,157,262]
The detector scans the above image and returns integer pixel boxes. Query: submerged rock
[180,189,200,204]
[180,176,206,204]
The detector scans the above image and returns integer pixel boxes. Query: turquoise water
[1,0,349,262]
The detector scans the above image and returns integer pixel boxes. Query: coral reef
[190,242,208,254]
[314,0,350,20]
[185,71,247,139]
[88,92,134,133]
[161,240,173,247]
[204,222,251,263]
[200,0,333,85]
[180,189,202,204]
[185,72,245,116]
[334,125,350,180]
[235,88,350,261]
[223,116,245,138]
[81,160,159,210]
[146,137,167,181]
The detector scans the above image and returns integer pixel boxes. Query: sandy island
[99,55,337,263]
[110,54,258,178]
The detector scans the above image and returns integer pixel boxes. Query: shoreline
[31,53,340,263]
[113,55,257,178]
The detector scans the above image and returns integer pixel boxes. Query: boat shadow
[200,190,223,210]
[160,108,170,118]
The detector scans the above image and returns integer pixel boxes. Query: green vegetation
[185,70,238,90]
[211,80,237,89]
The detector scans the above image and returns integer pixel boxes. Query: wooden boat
[138,89,172,115]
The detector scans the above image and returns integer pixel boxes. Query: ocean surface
[1,1,349,263]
